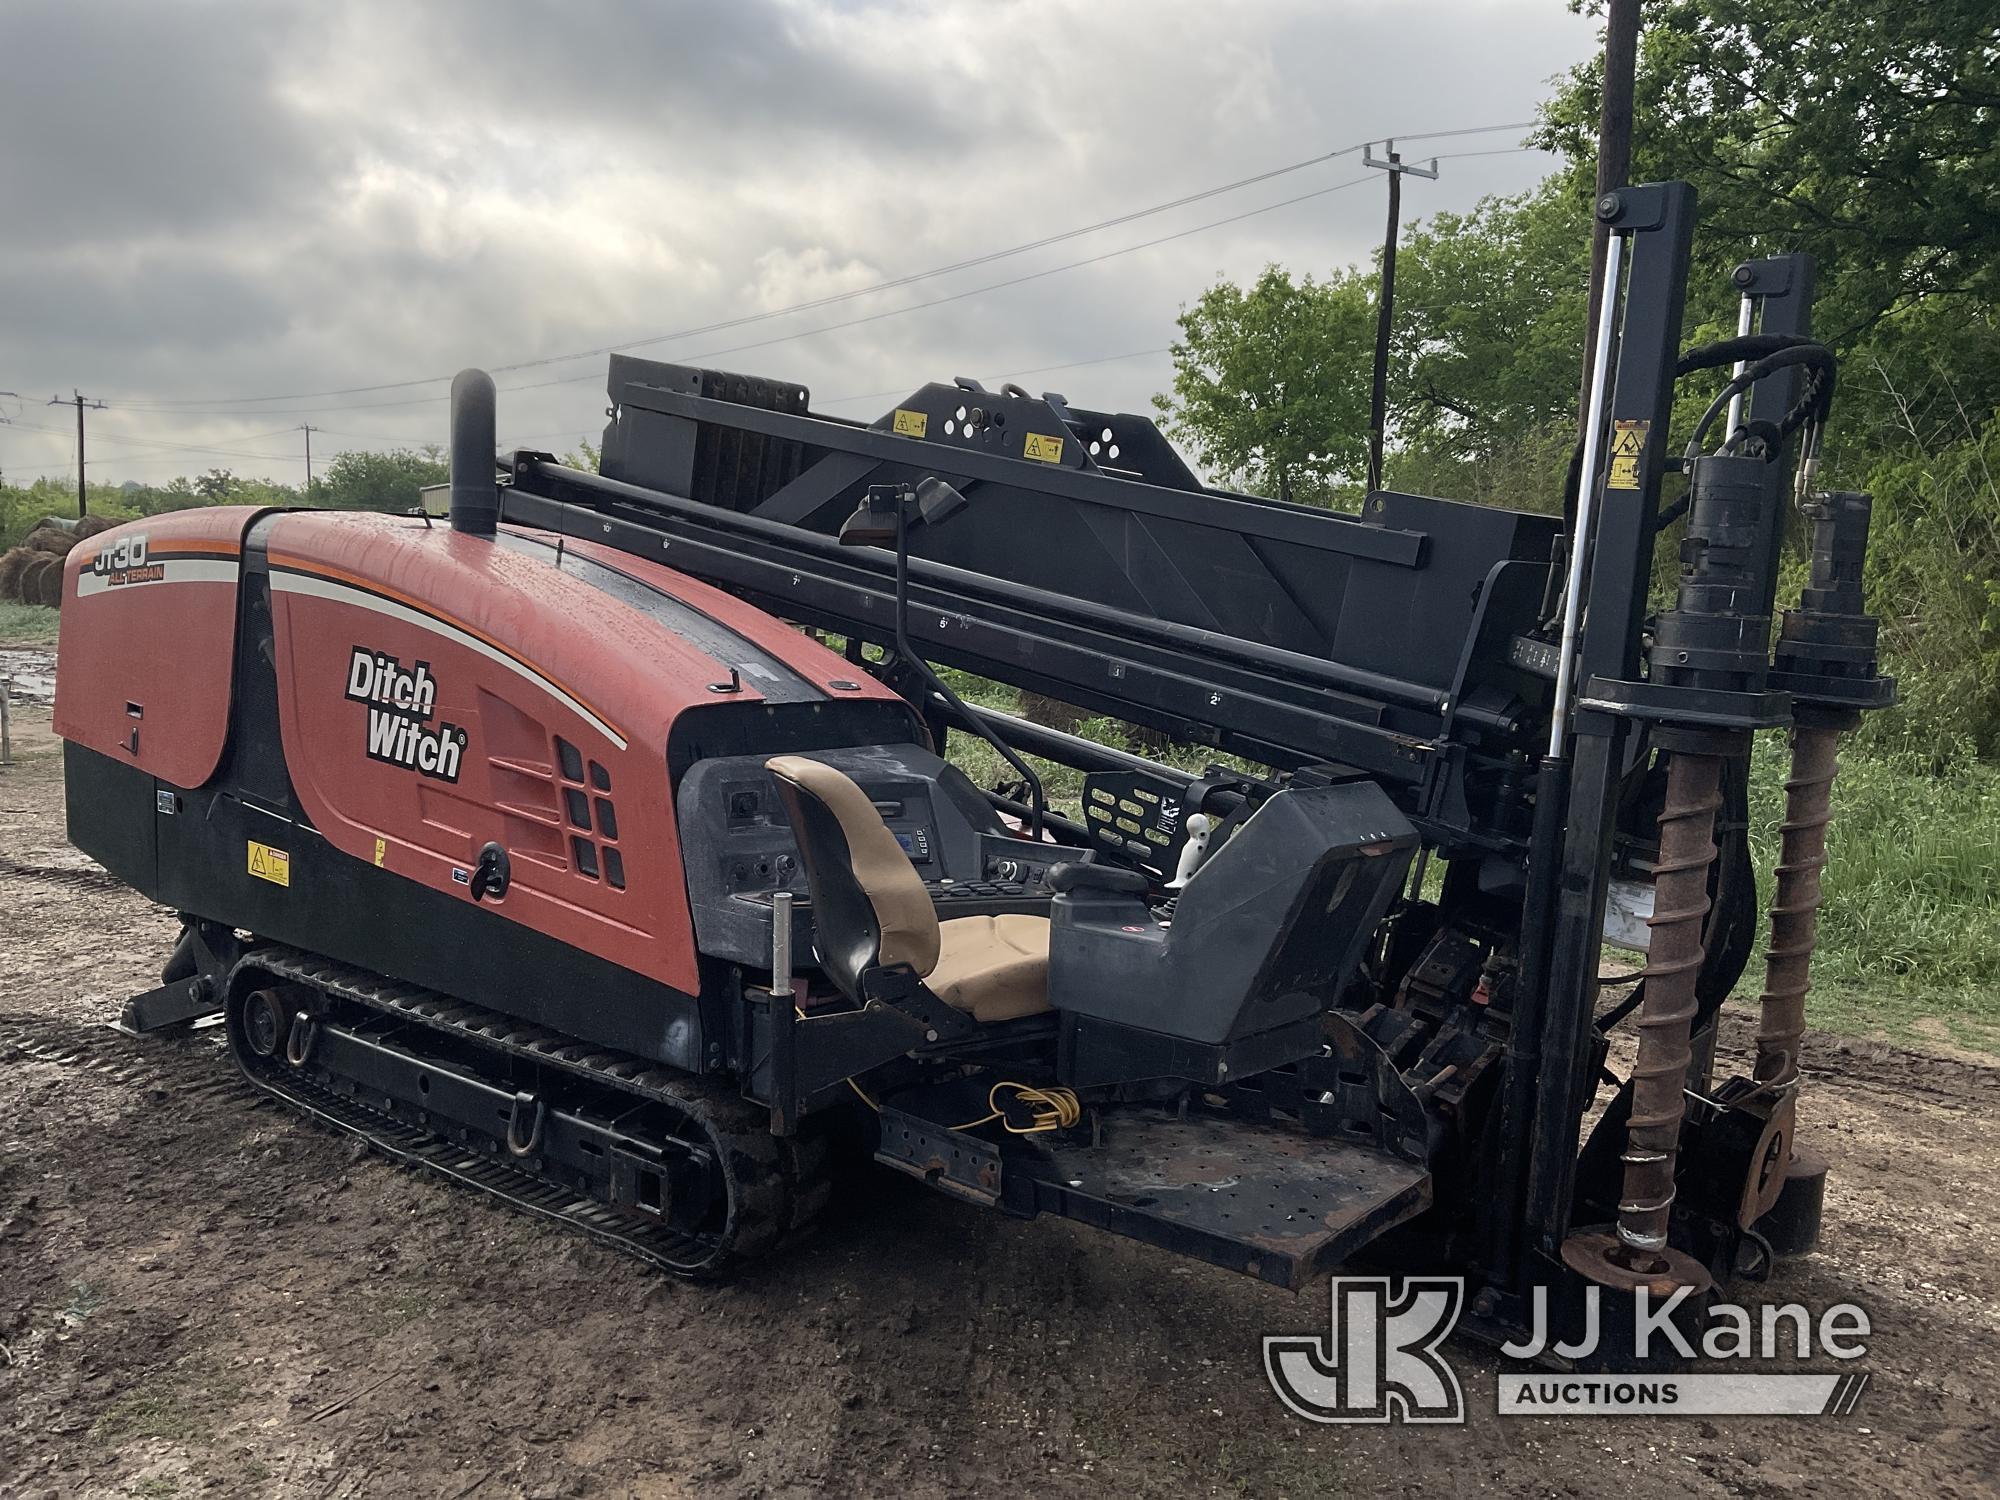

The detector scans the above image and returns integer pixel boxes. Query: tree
[1388,180,1593,464]
[311,447,449,512]
[1535,0,2000,754]
[1153,266,1375,503]
[1540,0,2000,349]
[195,468,236,499]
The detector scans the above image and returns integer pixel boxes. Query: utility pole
[50,390,107,517]
[1362,141,1438,495]
[1575,0,1641,449]
[300,423,319,493]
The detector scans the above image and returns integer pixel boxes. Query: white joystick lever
[1168,813,1213,891]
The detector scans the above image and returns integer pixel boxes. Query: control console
[677,741,1065,966]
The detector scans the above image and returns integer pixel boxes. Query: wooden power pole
[1363,141,1438,495]
[1575,0,1642,447]
[50,390,108,517]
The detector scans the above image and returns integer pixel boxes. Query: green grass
[935,667,1252,824]
[0,600,59,643]
[1745,736,2000,1047]
[92,1369,237,1446]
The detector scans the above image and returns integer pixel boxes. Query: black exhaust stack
[449,368,498,537]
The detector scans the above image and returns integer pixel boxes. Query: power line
[0,417,309,462]
[1,347,1173,481]
[1432,146,1547,162]
[0,451,304,482]
[93,165,1398,424]
[816,346,1175,408]
[98,144,1547,428]
[15,129,1552,471]
[106,119,1537,411]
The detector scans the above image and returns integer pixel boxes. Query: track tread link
[232,945,823,1278]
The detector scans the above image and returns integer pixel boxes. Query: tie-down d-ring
[285,1012,319,1068]
[506,1091,546,1157]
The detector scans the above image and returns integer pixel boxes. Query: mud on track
[2,705,1997,1498]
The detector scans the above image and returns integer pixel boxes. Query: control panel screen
[892,827,934,863]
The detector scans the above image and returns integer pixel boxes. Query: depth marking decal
[270,566,628,750]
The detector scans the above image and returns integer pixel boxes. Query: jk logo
[1264,1278,1466,1424]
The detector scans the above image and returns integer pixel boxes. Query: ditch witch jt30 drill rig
[55,182,1890,1358]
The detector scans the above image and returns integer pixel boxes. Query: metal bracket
[1579,674,1792,731]
[1362,140,1439,179]
[874,1103,1004,1205]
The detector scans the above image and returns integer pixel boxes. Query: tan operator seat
[764,755,1052,1022]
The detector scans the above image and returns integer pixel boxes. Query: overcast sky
[0,0,1594,487]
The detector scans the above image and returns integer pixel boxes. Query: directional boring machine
[56,182,1891,1356]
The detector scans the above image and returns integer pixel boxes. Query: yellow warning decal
[1023,432,1065,464]
[373,837,387,867]
[892,408,928,438]
[248,840,291,887]
[1607,419,1650,490]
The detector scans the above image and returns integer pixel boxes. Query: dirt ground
[2,664,1997,1498]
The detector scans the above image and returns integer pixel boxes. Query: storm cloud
[0,0,1593,483]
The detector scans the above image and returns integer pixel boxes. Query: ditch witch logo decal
[345,647,467,782]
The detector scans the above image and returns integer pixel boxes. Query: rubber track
[245,1062,739,1276]
[236,945,818,1278]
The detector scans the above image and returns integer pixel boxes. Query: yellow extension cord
[798,1006,1077,1133]
[950,1081,1082,1135]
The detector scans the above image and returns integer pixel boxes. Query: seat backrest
[765,755,941,999]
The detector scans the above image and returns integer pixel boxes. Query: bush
[1847,404,2000,766]
[1745,734,2000,1040]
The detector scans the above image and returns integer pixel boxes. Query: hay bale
[15,553,56,608]
[73,514,119,539]
[33,555,67,607]
[0,548,29,602]
[22,526,76,556]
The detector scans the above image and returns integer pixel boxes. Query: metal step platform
[1029,1111,1431,1289]
[876,1096,1431,1290]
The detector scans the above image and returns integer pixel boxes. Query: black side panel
[63,743,157,893]
[601,356,815,509]
[152,788,709,1069]
[218,556,302,816]
[1336,492,1560,689]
